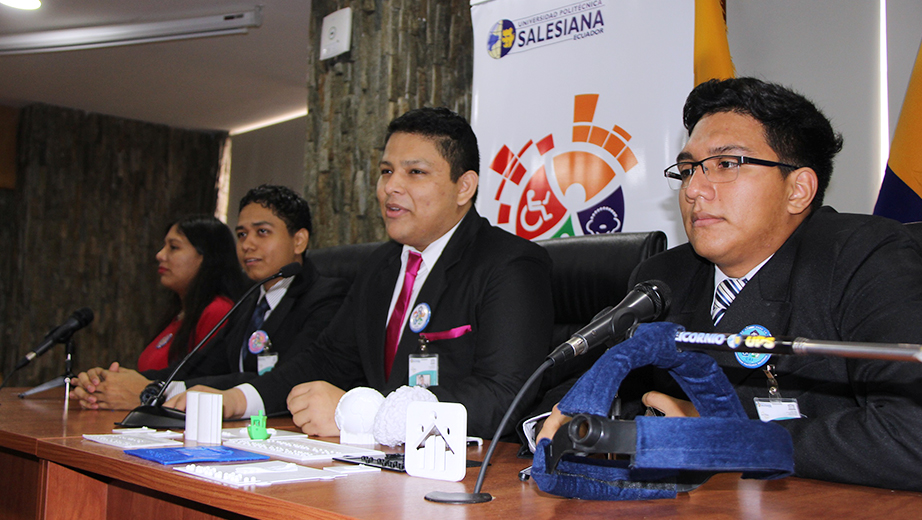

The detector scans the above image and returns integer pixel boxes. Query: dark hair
[161,215,247,365]
[385,107,480,200]
[683,77,844,210]
[239,184,313,235]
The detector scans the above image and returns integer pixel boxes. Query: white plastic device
[404,402,467,482]
[319,7,352,60]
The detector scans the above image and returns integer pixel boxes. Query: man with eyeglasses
[539,77,922,491]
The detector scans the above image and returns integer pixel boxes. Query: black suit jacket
[251,208,554,437]
[144,258,348,388]
[630,207,922,491]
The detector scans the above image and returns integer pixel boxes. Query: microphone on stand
[117,262,302,428]
[16,308,94,369]
[547,280,672,365]
[425,280,672,504]
[0,308,95,392]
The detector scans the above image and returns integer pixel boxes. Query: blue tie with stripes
[712,278,747,325]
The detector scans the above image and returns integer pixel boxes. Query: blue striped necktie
[712,278,747,325]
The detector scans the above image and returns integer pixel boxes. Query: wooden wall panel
[304,0,474,247]
[0,105,16,189]
[0,104,226,388]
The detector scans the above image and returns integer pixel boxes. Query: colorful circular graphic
[409,303,431,333]
[248,330,271,354]
[735,324,772,369]
[487,20,515,59]
[485,94,638,240]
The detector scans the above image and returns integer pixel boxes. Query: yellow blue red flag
[874,39,922,222]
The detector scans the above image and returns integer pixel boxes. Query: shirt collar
[713,255,772,292]
[259,275,294,311]
[401,214,464,271]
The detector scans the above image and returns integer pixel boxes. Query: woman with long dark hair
[137,215,248,371]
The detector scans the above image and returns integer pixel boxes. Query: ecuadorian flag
[874,40,922,223]
[695,0,735,85]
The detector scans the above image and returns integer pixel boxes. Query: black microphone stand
[424,358,555,504]
[116,263,301,429]
[18,337,78,398]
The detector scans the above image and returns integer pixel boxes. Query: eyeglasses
[663,155,800,190]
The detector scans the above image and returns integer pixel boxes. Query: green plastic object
[247,410,270,440]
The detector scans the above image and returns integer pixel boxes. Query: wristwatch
[140,380,165,406]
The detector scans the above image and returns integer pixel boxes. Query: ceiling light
[231,108,309,135]
[1,0,41,10]
[0,7,261,55]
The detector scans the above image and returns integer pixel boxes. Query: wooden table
[2,388,921,520]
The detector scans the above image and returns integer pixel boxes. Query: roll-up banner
[471,0,693,246]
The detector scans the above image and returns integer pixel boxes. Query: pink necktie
[384,252,422,380]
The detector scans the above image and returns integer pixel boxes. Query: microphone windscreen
[634,280,671,319]
[278,262,302,278]
[74,307,95,326]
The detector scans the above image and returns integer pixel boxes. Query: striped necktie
[712,278,747,325]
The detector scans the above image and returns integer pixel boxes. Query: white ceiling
[0,0,312,133]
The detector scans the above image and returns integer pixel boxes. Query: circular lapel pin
[409,303,431,333]
[735,324,772,369]
[248,330,271,354]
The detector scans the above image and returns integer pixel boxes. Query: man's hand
[287,381,346,437]
[69,362,150,410]
[536,404,571,443]
[164,386,248,419]
[642,391,700,417]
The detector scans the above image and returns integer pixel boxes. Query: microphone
[117,262,302,428]
[675,331,922,363]
[547,280,672,366]
[424,280,671,505]
[17,308,94,369]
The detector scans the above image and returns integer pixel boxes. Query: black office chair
[903,221,922,246]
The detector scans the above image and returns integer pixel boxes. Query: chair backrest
[536,232,667,348]
[904,221,922,247]
[308,232,668,331]
[307,241,385,286]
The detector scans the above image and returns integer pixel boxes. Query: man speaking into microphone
[540,78,922,491]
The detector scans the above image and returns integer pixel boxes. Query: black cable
[472,358,553,494]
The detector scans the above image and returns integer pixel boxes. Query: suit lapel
[718,239,797,338]
[367,245,402,389]
[386,209,481,389]
[261,264,316,337]
[709,234,798,386]
[224,291,258,371]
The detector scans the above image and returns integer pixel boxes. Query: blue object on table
[125,445,270,465]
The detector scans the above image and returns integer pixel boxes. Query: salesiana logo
[488,0,605,59]
[485,94,638,240]
[487,19,516,59]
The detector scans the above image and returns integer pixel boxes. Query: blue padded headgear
[532,322,794,500]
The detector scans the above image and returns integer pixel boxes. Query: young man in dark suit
[540,78,922,491]
[71,185,348,409]
[169,107,554,439]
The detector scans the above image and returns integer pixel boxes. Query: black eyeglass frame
[663,155,801,189]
